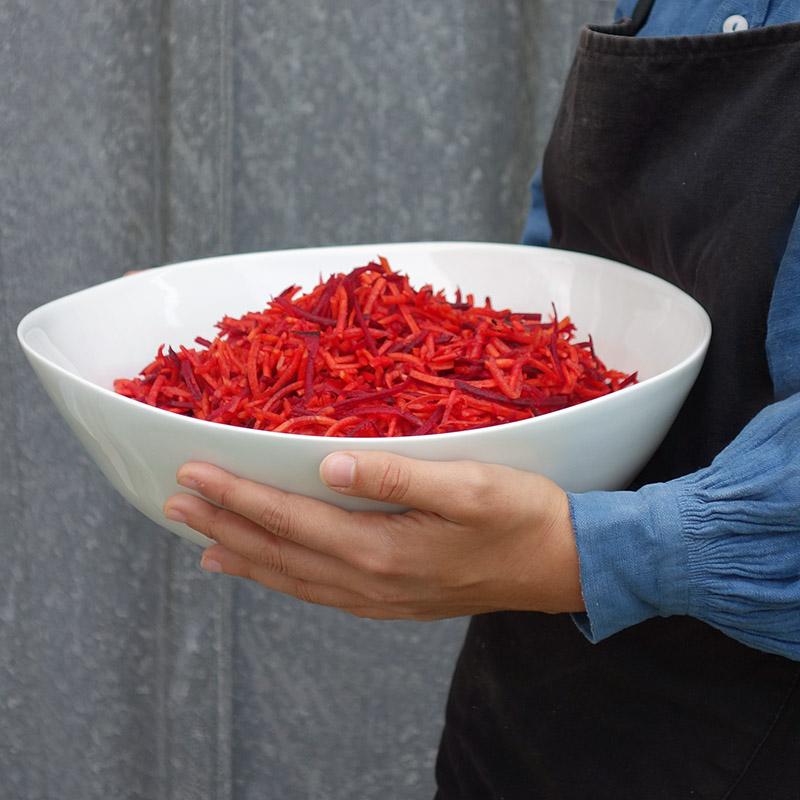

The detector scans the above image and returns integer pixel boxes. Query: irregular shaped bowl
[17,242,711,546]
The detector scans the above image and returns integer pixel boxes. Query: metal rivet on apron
[723,14,750,32]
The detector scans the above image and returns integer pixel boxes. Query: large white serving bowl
[17,242,710,547]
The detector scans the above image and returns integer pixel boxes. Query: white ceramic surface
[17,242,711,547]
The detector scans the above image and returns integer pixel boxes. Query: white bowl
[17,242,710,547]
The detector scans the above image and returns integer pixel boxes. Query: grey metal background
[0,2,614,798]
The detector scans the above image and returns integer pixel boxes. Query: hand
[163,454,585,620]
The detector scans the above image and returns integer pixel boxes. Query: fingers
[172,462,381,563]
[200,543,485,620]
[164,492,372,590]
[320,451,506,521]
[201,544,374,610]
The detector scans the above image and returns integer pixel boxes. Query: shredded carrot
[114,258,637,436]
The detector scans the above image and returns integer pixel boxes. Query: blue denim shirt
[523,0,800,660]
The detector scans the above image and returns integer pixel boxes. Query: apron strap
[630,0,656,31]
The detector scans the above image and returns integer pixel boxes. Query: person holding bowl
[164,0,800,796]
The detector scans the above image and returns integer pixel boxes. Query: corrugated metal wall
[0,2,614,797]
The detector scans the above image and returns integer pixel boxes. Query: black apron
[435,2,800,798]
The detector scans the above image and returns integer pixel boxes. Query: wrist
[511,479,584,614]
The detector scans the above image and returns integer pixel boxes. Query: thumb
[320,450,496,518]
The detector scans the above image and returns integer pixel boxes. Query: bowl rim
[16,240,712,444]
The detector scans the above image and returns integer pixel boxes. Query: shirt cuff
[568,482,690,642]
[567,394,800,658]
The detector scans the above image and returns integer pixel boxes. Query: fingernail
[164,505,187,523]
[200,554,223,573]
[177,473,201,491]
[322,453,356,488]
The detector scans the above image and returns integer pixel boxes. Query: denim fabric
[615,0,800,32]
[522,0,800,660]
[571,392,800,660]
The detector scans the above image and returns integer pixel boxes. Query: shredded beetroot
[114,257,637,436]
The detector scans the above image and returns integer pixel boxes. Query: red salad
[114,257,637,436]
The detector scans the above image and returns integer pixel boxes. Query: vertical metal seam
[0,237,47,800]
[218,0,234,256]
[216,3,235,799]
[155,0,172,265]
[154,0,173,797]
